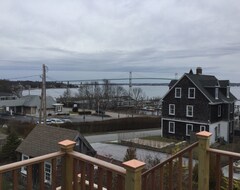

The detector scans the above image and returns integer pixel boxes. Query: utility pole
[129,71,132,99]
[39,88,43,124]
[39,64,47,125]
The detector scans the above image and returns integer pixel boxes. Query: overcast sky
[0,0,240,82]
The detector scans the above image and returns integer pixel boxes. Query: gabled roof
[16,125,96,157]
[185,73,236,103]
[164,72,237,104]
[0,95,56,108]
[168,80,178,88]
[219,80,229,88]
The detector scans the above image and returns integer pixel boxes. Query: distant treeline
[0,79,77,92]
[0,79,239,94]
[230,83,240,87]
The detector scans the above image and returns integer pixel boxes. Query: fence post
[196,131,212,190]
[59,139,76,190]
[123,159,145,190]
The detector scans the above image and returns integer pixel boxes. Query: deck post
[59,140,76,190]
[123,159,145,190]
[196,131,212,190]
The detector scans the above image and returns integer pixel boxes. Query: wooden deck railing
[69,151,126,190]
[1,132,240,190]
[0,139,145,190]
[142,131,240,190]
[207,148,240,190]
[141,141,198,190]
[0,151,64,190]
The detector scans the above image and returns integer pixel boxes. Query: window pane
[186,124,193,136]
[187,106,193,117]
[169,122,175,133]
[175,88,181,98]
[169,104,175,115]
[44,162,52,184]
[188,88,195,98]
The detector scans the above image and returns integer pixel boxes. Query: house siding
[162,119,209,140]
[161,71,236,144]
[208,121,229,144]
[162,76,210,122]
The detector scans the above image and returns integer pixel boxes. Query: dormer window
[188,88,195,99]
[215,87,219,100]
[227,86,230,98]
[175,88,181,98]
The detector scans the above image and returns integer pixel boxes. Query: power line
[4,75,41,80]
[47,77,175,83]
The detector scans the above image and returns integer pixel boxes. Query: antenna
[175,73,178,79]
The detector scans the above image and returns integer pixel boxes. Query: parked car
[49,118,64,124]
[36,119,53,124]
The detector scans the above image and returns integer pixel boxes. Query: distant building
[161,67,237,144]
[0,92,17,101]
[0,95,62,116]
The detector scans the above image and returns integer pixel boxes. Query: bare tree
[59,88,72,106]
[132,87,146,107]
[78,83,94,109]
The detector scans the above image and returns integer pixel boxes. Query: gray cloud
[0,0,240,82]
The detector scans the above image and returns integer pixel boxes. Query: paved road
[85,129,161,143]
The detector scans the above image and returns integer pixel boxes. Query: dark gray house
[161,67,237,144]
[16,125,96,185]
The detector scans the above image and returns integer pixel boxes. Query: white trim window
[169,104,175,115]
[175,88,181,98]
[188,88,195,99]
[218,105,221,117]
[200,125,206,131]
[44,162,52,185]
[21,154,29,175]
[186,105,193,117]
[168,122,175,134]
[186,124,193,136]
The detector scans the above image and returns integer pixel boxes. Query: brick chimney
[196,67,202,75]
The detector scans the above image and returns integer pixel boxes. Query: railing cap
[123,159,145,171]
[58,139,76,151]
[196,131,212,138]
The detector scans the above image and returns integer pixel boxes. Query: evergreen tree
[123,147,137,162]
[0,132,21,161]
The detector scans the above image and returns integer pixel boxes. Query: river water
[23,86,240,101]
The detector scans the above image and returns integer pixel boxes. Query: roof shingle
[16,125,95,157]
